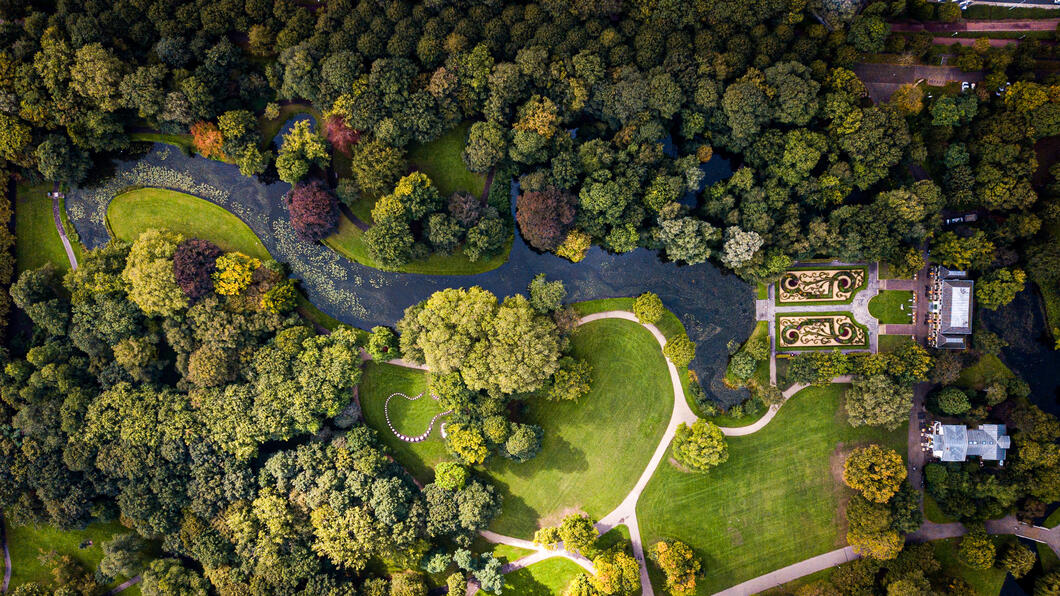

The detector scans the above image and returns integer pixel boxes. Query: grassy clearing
[407,122,486,198]
[487,318,672,538]
[258,103,322,147]
[108,188,270,259]
[130,132,194,154]
[358,362,447,483]
[955,353,1014,391]
[491,557,585,595]
[359,319,673,539]
[638,384,907,594]
[325,214,511,275]
[879,334,914,353]
[933,537,1009,596]
[15,183,78,273]
[868,290,914,324]
[756,283,768,300]
[4,517,143,591]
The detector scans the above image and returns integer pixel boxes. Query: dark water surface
[68,145,754,406]
[980,286,1060,417]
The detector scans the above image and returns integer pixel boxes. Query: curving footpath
[49,183,78,271]
[2,511,10,594]
[387,310,824,595]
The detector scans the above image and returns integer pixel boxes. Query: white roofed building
[928,422,1010,464]
[928,266,974,349]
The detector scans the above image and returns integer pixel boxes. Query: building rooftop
[930,422,1009,463]
[940,280,973,335]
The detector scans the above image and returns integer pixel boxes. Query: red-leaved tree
[286,181,339,241]
[190,121,225,160]
[173,238,224,300]
[323,114,360,157]
[516,187,576,251]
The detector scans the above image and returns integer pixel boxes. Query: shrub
[173,238,223,300]
[556,229,591,262]
[547,357,593,402]
[843,445,906,503]
[728,351,757,381]
[433,462,468,491]
[123,228,187,317]
[937,387,971,415]
[191,121,225,160]
[651,540,701,596]
[366,326,399,361]
[633,292,664,324]
[958,527,996,570]
[259,281,296,314]
[187,343,236,387]
[664,334,696,367]
[286,182,339,241]
[528,273,566,313]
[322,114,360,156]
[672,419,728,472]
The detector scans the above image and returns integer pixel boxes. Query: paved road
[892,18,1060,32]
[853,63,982,103]
[49,183,78,270]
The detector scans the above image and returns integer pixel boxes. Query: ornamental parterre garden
[6,2,1060,596]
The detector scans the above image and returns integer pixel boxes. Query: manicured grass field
[878,334,913,353]
[638,384,907,594]
[955,353,1014,391]
[325,214,511,275]
[487,318,672,537]
[4,517,142,591]
[407,122,487,198]
[491,558,585,595]
[15,183,79,273]
[868,290,914,324]
[108,188,269,259]
[933,537,1009,596]
[358,318,674,539]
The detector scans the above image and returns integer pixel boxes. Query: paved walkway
[106,575,141,595]
[714,547,860,596]
[50,184,78,270]
[2,511,10,594]
[853,63,982,103]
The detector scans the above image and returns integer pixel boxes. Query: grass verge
[15,183,78,273]
[638,384,907,594]
[878,334,913,353]
[868,290,914,324]
[933,537,1009,596]
[491,558,585,595]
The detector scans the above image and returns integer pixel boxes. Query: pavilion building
[928,421,1010,464]
[928,266,973,349]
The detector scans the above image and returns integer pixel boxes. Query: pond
[66,144,754,407]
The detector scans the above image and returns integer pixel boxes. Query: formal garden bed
[776,267,868,305]
[776,313,870,350]
[638,384,906,594]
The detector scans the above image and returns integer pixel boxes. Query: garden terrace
[776,313,870,351]
[776,267,868,305]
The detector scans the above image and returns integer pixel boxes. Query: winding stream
[67,143,754,406]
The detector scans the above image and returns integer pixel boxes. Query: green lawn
[358,318,674,539]
[878,334,913,353]
[933,537,1009,596]
[4,517,145,592]
[955,354,1014,391]
[325,214,511,275]
[868,290,914,324]
[638,384,907,594]
[359,362,448,483]
[129,132,194,154]
[407,122,486,198]
[486,318,672,537]
[492,558,585,595]
[756,283,768,300]
[108,188,269,259]
[15,183,80,273]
